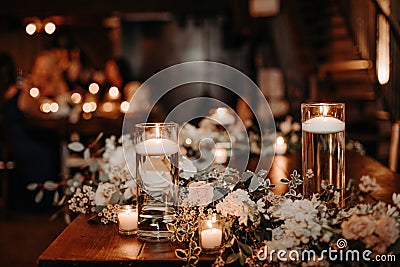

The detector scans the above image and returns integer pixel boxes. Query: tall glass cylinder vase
[301,103,345,207]
[134,123,179,242]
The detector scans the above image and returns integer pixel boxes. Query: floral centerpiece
[27,133,137,224]
[168,168,400,266]
[28,132,398,266]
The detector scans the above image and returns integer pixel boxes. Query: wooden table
[37,152,399,267]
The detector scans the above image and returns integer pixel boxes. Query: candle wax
[302,116,345,134]
[201,228,222,249]
[214,148,228,164]
[136,138,179,155]
[118,210,138,231]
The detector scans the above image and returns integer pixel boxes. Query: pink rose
[341,215,375,240]
[374,215,399,247]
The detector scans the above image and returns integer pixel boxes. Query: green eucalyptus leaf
[34,190,44,203]
[53,190,59,205]
[238,241,253,256]
[192,246,202,257]
[225,253,239,265]
[43,180,58,191]
[175,249,188,260]
[280,178,290,184]
[166,223,176,233]
[83,148,90,160]
[239,251,246,265]
[64,213,71,224]
[26,183,38,191]
[68,142,85,152]
[88,161,98,173]
[188,255,199,265]
[99,173,109,182]
[110,191,121,204]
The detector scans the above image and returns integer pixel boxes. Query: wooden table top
[37,152,399,267]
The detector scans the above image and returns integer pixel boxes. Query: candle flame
[155,123,161,138]
[276,136,285,145]
[321,106,329,116]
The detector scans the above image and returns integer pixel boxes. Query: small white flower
[257,198,265,213]
[359,175,380,193]
[392,193,400,209]
[94,182,117,206]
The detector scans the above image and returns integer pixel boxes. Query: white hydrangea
[216,189,257,226]
[270,199,323,248]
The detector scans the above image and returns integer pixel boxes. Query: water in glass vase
[302,116,345,206]
[136,149,179,242]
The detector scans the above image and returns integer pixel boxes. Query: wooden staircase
[285,0,383,157]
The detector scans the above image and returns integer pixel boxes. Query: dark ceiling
[0,0,235,29]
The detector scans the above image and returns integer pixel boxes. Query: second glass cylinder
[301,103,345,207]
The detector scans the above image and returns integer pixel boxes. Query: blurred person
[19,50,70,117]
[103,57,138,101]
[0,52,60,210]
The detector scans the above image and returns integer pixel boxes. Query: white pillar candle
[214,147,228,164]
[302,116,345,134]
[118,208,138,232]
[201,228,223,249]
[136,138,179,155]
[275,136,287,155]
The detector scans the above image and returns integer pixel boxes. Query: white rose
[94,182,117,206]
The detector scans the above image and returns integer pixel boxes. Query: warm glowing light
[82,112,92,120]
[50,102,59,113]
[29,87,40,98]
[40,102,51,113]
[89,101,97,112]
[320,106,329,116]
[71,92,82,104]
[216,107,227,116]
[120,101,130,113]
[44,22,56,34]
[108,86,120,99]
[276,136,285,145]
[185,138,192,145]
[102,102,113,112]
[155,123,161,138]
[377,14,390,85]
[82,102,92,113]
[88,83,100,94]
[26,23,37,35]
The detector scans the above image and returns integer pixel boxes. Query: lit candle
[302,117,345,134]
[210,107,235,125]
[136,138,178,155]
[275,136,287,155]
[117,206,138,235]
[135,124,179,155]
[201,220,222,249]
[214,147,228,164]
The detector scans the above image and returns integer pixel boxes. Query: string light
[24,17,60,35]
[88,83,100,94]
[44,22,56,34]
[29,87,40,98]
[108,86,120,99]
[71,92,82,104]
[120,101,130,113]
[25,23,37,35]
